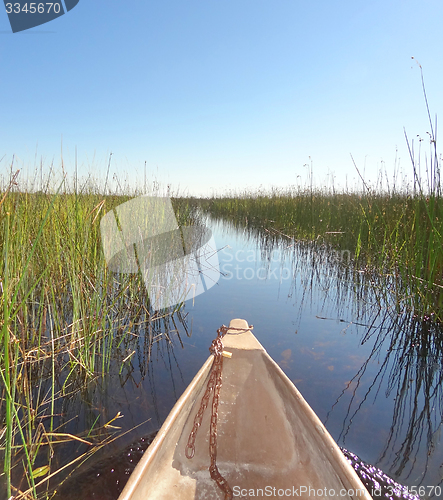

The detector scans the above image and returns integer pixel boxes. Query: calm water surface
[48,218,443,499]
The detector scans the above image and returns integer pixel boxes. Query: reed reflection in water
[21,215,443,499]
[207,216,443,496]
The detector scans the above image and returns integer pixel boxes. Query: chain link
[185,324,253,500]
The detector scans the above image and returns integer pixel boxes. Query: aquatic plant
[185,137,443,322]
[0,168,198,498]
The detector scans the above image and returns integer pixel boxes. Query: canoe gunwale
[118,355,214,500]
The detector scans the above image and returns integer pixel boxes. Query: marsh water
[17,217,443,499]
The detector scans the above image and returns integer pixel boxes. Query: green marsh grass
[0,171,199,498]
[185,128,443,322]
[191,187,443,321]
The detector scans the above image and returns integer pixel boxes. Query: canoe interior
[119,320,370,499]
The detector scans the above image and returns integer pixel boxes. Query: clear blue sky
[1,0,442,196]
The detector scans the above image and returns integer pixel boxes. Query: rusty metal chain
[185,324,253,500]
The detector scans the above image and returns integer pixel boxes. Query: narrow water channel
[28,218,443,499]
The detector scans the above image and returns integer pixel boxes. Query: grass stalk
[3,212,12,498]
[1,172,200,497]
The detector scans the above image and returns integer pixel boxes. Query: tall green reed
[1,178,63,498]
[187,149,443,322]
[0,170,199,498]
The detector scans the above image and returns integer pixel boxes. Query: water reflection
[1,299,193,499]
[207,215,443,494]
[7,215,442,499]
[330,308,443,487]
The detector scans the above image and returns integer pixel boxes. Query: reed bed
[185,131,443,322]
[191,188,443,321]
[0,171,199,498]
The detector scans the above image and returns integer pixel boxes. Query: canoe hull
[118,320,370,500]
